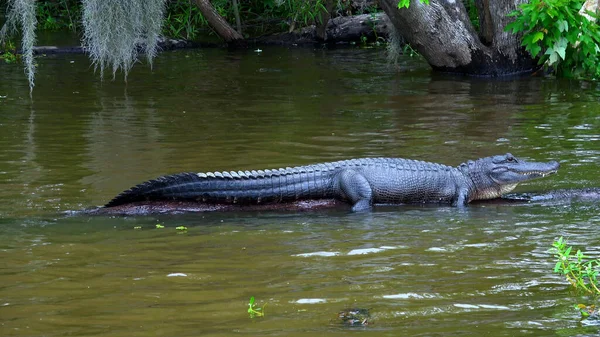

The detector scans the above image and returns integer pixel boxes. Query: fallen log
[5,13,393,55]
[254,13,393,45]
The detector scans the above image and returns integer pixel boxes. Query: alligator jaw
[503,159,560,182]
[517,168,559,178]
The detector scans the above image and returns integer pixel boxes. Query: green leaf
[554,261,562,273]
[529,44,542,57]
[556,46,566,60]
[398,0,410,8]
[558,21,564,32]
[522,33,533,47]
[507,10,521,17]
[249,296,255,305]
[398,0,429,9]
[532,31,544,43]
[531,11,539,25]
[548,51,558,65]
[551,37,568,61]
[557,37,568,49]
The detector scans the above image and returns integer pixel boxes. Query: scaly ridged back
[105,172,203,207]
[104,158,459,208]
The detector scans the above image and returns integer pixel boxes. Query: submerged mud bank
[79,199,345,216]
[74,188,600,216]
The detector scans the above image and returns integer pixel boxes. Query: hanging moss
[1,0,166,90]
[81,0,166,80]
[1,0,37,93]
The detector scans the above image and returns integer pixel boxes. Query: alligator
[101,153,560,213]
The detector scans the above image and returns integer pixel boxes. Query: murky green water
[1,47,600,336]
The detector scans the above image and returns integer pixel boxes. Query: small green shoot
[155,224,165,229]
[552,237,600,295]
[248,296,266,318]
[575,303,596,318]
[176,226,187,231]
[0,40,18,64]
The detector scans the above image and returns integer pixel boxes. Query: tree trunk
[315,0,335,41]
[193,0,244,46]
[380,0,538,76]
[231,0,242,35]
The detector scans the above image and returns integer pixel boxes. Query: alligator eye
[506,156,516,162]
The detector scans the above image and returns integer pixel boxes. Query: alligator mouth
[517,169,558,177]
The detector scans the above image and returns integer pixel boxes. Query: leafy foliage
[36,0,80,32]
[164,0,211,40]
[0,39,18,63]
[162,0,348,39]
[397,0,430,9]
[552,237,600,295]
[505,0,600,79]
[1,0,381,90]
[275,0,328,26]
[464,0,480,32]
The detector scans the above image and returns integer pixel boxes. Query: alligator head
[460,153,560,201]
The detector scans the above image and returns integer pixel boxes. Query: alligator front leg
[337,170,373,212]
[453,188,470,207]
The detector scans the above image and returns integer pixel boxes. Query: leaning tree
[380,0,538,76]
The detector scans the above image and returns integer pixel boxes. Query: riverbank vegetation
[553,237,600,296]
[1,0,600,93]
[0,0,383,92]
[552,237,600,321]
[506,0,600,80]
[2,0,380,39]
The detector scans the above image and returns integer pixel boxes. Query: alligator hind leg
[338,170,373,212]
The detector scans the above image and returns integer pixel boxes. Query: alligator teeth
[520,170,557,177]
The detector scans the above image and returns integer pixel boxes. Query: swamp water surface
[1,47,600,336]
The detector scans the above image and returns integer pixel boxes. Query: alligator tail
[104,172,202,207]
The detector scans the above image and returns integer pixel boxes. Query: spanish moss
[386,24,402,65]
[1,0,37,93]
[82,0,166,80]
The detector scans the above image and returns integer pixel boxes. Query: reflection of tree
[18,108,43,211]
[81,94,167,205]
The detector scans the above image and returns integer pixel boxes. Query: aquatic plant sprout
[248,296,265,318]
[553,237,600,295]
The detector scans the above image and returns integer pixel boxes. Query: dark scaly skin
[104,153,560,212]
